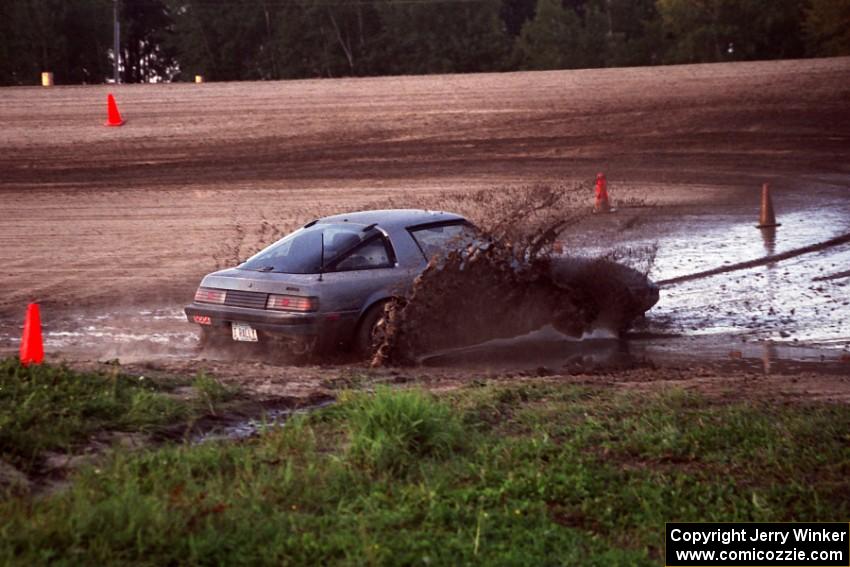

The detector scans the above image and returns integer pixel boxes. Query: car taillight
[195,287,226,304]
[266,294,318,312]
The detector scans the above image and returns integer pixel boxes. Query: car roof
[317,209,467,231]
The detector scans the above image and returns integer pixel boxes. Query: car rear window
[240,222,373,274]
[408,221,478,261]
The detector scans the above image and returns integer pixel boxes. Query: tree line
[1,0,848,85]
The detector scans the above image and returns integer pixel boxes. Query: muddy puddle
[648,213,850,347]
[567,186,850,349]
[191,399,334,444]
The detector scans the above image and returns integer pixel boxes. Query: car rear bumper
[186,302,320,333]
[184,302,358,346]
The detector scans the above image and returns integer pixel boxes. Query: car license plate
[231,323,258,342]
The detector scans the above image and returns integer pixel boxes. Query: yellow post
[195,75,204,84]
[41,72,54,87]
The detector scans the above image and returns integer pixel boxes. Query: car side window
[409,222,477,261]
[330,236,393,271]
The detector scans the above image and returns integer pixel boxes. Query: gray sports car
[186,210,476,356]
[185,209,659,358]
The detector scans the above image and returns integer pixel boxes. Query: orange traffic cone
[105,93,124,127]
[20,303,44,366]
[756,183,780,228]
[593,172,612,213]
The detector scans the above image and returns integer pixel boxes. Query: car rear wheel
[354,301,389,359]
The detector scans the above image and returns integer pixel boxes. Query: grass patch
[192,371,235,415]
[0,358,188,472]
[1,381,848,565]
[342,387,464,474]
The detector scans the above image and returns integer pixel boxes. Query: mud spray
[369,184,657,365]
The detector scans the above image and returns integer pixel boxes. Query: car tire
[354,301,389,359]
